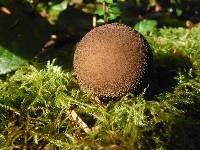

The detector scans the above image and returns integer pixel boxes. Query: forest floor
[0,26,200,149]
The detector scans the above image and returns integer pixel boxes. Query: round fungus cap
[73,23,153,98]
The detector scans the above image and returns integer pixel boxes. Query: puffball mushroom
[73,23,153,98]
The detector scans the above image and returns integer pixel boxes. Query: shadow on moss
[167,118,200,150]
[145,52,192,99]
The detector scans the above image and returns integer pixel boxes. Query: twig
[93,15,97,28]
[102,2,108,23]
[69,109,91,134]
[0,6,11,15]
[92,96,106,108]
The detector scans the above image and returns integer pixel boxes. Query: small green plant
[94,0,121,26]
[134,19,158,35]
[36,0,69,24]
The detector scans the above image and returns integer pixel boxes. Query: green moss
[0,27,200,149]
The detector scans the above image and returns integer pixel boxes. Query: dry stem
[70,109,91,134]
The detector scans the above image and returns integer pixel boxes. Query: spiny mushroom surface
[73,23,153,98]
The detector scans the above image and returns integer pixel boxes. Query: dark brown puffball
[73,23,153,97]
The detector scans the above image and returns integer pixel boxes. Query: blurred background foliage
[0,0,200,74]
